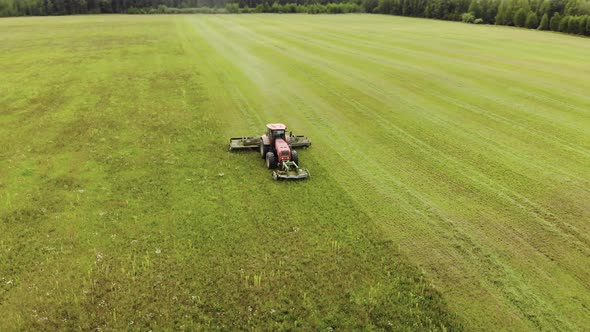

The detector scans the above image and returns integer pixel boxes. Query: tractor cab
[266,123,287,144]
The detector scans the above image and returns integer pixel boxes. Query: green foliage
[127,6,141,14]
[565,0,590,15]
[234,2,362,14]
[307,3,327,14]
[537,0,551,17]
[364,0,379,13]
[559,13,570,29]
[514,7,528,26]
[137,6,228,14]
[474,17,485,22]
[561,14,590,33]
[582,14,590,33]
[270,1,281,13]
[326,2,343,13]
[462,11,476,22]
[376,0,396,14]
[550,11,562,29]
[239,6,255,13]
[0,0,365,16]
[255,2,269,13]
[425,0,443,18]
[469,0,483,18]
[372,0,431,16]
[575,15,584,32]
[280,3,297,13]
[480,0,500,23]
[0,0,16,16]
[525,10,539,27]
[538,12,549,28]
[567,15,579,32]
[226,2,239,13]
[496,0,515,25]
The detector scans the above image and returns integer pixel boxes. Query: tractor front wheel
[291,150,299,165]
[266,152,277,169]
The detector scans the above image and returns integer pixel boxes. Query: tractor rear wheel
[291,150,299,165]
[260,140,269,159]
[266,152,277,169]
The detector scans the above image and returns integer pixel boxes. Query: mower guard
[287,135,312,148]
[229,136,261,151]
[272,168,310,180]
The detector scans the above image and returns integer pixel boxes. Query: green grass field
[1,14,589,331]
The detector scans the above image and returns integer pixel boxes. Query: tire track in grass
[195,15,590,332]
[176,19,267,135]
[182,25,263,134]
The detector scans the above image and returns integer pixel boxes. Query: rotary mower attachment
[228,135,311,151]
[272,161,310,181]
[228,136,261,151]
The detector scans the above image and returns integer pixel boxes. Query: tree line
[1,0,589,36]
[0,0,232,15]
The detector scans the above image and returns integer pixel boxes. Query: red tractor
[229,123,311,180]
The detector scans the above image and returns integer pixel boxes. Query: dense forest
[1,0,589,36]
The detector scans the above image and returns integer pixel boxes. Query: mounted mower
[229,123,311,180]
